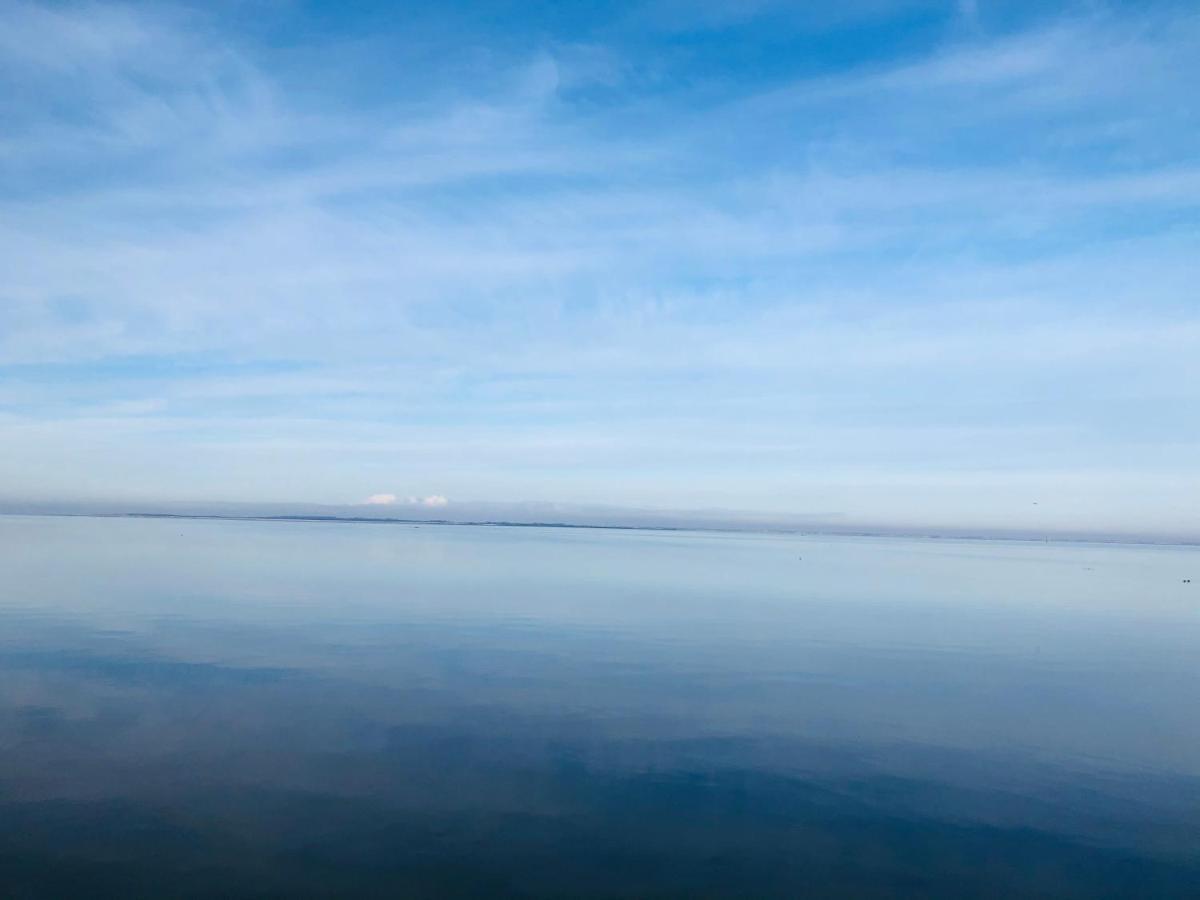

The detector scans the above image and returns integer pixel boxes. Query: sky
[1,0,1198,536]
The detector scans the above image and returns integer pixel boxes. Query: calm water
[0,515,1197,898]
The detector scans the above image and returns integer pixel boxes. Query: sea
[1,514,1197,898]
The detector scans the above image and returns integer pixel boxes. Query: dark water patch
[1,770,1198,899]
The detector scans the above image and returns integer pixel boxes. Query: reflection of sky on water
[1,516,1198,897]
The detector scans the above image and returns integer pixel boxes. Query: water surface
[1,515,1197,897]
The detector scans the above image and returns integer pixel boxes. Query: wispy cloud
[1,0,1197,534]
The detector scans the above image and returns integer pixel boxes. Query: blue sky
[1,0,1197,534]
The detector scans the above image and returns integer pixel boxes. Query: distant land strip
[23,510,1190,548]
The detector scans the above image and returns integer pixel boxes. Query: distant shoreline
[4,510,1197,549]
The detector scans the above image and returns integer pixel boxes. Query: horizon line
[4,508,1198,550]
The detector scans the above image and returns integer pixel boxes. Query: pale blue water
[0,514,1197,897]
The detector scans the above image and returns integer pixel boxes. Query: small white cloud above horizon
[415,494,449,507]
[364,493,398,505]
[362,493,448,508]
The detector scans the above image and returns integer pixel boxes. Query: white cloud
[411,495,448,508]
[362,493,447,508]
